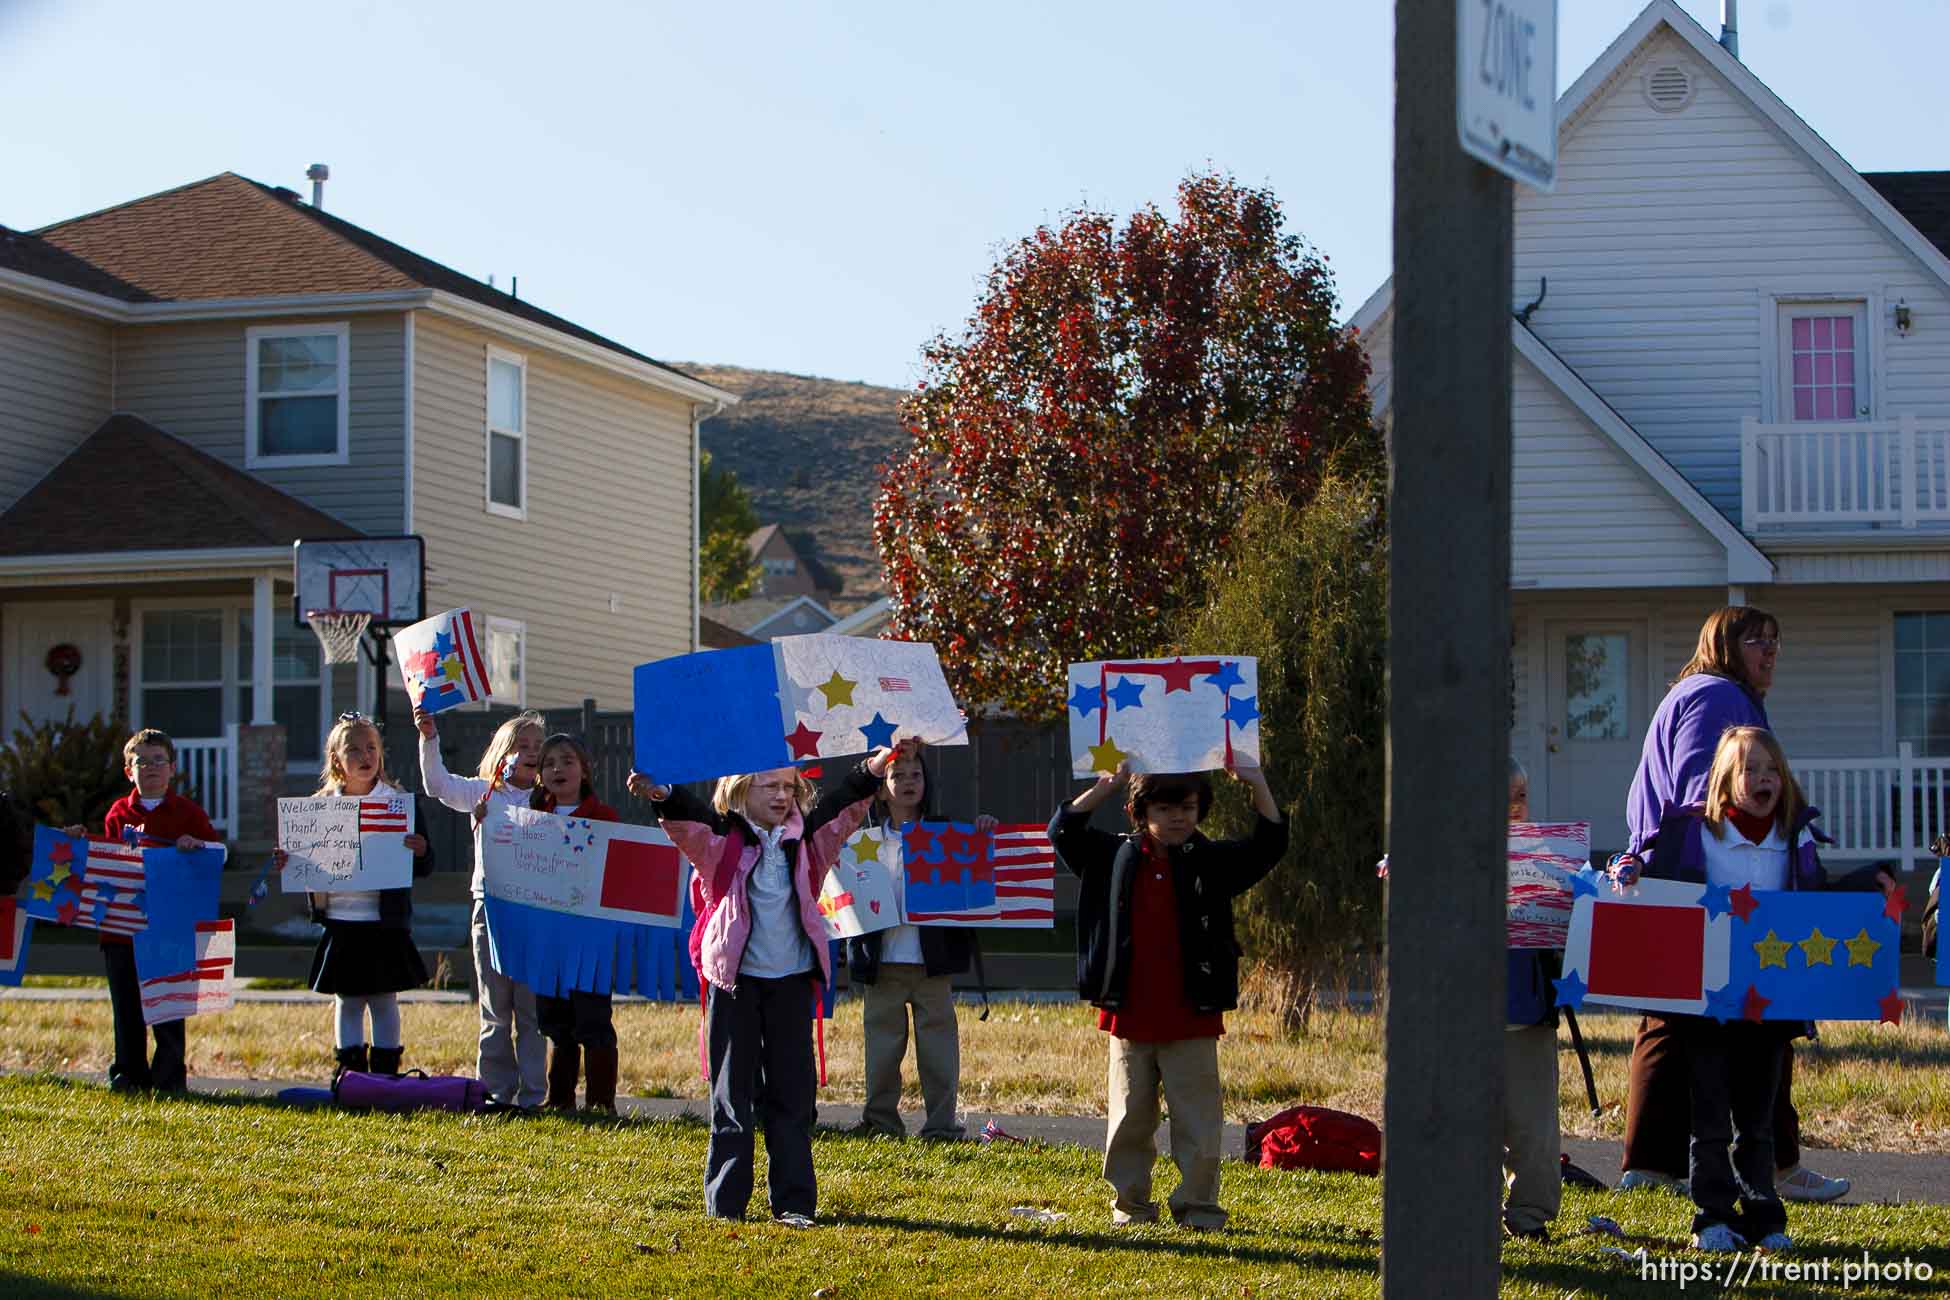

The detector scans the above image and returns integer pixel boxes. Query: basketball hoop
[306,609,372,665]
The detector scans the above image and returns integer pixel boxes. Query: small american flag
[878,676,911,693]
[358,797,410,834]
[980,1118,1025,1145]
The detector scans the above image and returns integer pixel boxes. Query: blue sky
[2,1,1942,389]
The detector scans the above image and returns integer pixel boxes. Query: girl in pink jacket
[629,745,895,1224]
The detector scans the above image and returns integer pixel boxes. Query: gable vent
[1643,63,1696,112]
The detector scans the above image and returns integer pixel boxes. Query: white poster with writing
[480,806,688,928]
[817,828,904,939]
[278,794,414,893]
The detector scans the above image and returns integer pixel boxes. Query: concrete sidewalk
[12,1068,1950,1207]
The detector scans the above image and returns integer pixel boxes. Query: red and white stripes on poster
[358,798,410,834]
[82,840,148,936]
[987,824,1055,927]
[138,920,236,1025]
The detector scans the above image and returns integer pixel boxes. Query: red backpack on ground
[1246,1105,1382,1176]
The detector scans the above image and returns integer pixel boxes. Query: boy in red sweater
[67,728,218,1091]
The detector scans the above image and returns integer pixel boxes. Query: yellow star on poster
[1087,738,1130,775]
[1752,930,1792,970]
[443,658,466,681]
[1844,928,1882,968]
[1798,927,1837,967]
[851,834,882,866]
[30,877,55,902]
[819,670,858,709]
[46,859,71,886]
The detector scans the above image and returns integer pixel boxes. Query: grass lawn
[4,998,1950,1151]
[4,1076,1949,1299]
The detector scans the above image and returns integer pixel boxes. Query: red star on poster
[1740,984,1771,1022]
[408,648,443,681]
[784,721,823,759]
[902,823,938,861]
[940,825,977,862]
[1727,884,1759,923]
[1879,990,1905,1025]
[49,841,73,865]
[1154,658,1202,693]
[56,897,79,926]
[1883,884,1908,923]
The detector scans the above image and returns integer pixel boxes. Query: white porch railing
[1741,415,1950,530]
[1798,744,1950,871]
[175,726,238,835]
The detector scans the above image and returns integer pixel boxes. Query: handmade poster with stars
[391,607,492,716]
[817,828,904,939]
[1557,877,1903,1023]
[1066,656,1261,776]
[633,634,966,786]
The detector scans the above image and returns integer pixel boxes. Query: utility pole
[1382,0,1519,1294]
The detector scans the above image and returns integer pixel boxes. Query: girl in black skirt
[286,713,436,1080]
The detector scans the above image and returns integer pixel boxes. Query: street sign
[1457,0,1557,191]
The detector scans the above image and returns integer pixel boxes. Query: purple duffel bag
[333,1069,488,1113]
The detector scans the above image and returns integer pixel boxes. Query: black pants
[1622,1014,1801,1175]
[704,973,817,1221]
[1680,1016,1790,1239]
[536,990,617,1049]
[102,942,185,1091]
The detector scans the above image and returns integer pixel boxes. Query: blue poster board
[633,645,788,786]
[1719,889,1900,1022]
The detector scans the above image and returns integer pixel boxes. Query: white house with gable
[1355,0,1950,868]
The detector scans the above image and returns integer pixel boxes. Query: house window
[138,609,226,741]
[486,349,526,517]
[1778,304,1868,422]
[1563,632,1629,740]
[236,612,327,763]
[246,323,350,466]
[1894,612,1950,757]
[485,617,525,706]
[763,558,797,576]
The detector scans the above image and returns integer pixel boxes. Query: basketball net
[306,609,372,665]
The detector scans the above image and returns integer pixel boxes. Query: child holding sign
[280,713,436,1080]
[1501,758,1562,1243]
[1052,760,1285,1230]
[530,733,624,1112]
[629,747,892,1225]
[418,706,547,1109]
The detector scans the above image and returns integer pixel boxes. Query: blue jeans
[704,973,817,1220]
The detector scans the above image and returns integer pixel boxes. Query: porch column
[251,574,274,725]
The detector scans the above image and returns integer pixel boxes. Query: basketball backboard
[293,536,425,628]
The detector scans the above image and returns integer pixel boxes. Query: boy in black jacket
[1050,759,1286,1229]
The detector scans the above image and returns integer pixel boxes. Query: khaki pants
[1104,1035,1225,1228]
[861,964,964,1138]
[1503,1024,1562,1234]
[471,899,545,1108]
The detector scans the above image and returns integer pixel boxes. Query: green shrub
[1181,471,1388,1032]
[0,711,128,834]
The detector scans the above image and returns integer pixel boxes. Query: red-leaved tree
[875,172,1377,720]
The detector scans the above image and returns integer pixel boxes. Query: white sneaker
[1692,1224,1748,1253]
[1778,1164,1849,1203]
[1617,1169,1687,1195]
[1756,1232,1794,1251]
[773,1212,816,1229]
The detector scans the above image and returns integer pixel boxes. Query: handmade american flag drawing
[985,824,1057,929]
[634,633,967,785]
[277,793,414,893]
[1507,821,1592,949]
[0,897,33,987]
[359,798,410,833]
[140,920,236,1025]
[392,606,492,715]
[1067,656,1261,775]
[1557,877,1903,1022]
[23,826,148,935]
[894,820,1055,929]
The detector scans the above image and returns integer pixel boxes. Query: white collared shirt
[740,823,814,979]
[1700,818,1796,892]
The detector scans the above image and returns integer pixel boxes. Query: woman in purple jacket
[1614,606,1849,1203]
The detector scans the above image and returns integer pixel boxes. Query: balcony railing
[1798,744,1950,872]
[1741,415,1950,530]
[175,727,238,834]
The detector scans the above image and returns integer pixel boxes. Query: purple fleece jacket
[1625,672,1769,855]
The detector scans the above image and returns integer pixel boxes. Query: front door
[1543,621,1645,854]
[4,600,114,729]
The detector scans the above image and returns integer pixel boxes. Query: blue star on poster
[1724,891,1898,1021]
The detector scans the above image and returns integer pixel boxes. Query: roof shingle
[1864,171,1950,262]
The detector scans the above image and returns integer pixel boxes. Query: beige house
[0,173,733,837]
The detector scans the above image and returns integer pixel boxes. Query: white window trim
[485,345,528,520]
[1754,288,1883,424]
[244,322,352,468]
[485,616,527,708]
[131,598,332,772]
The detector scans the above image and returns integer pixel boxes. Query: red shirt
[1725,806,1776,845]
[1096,836,1227,1043]
[540,795,620,823]
[97,789,219,947]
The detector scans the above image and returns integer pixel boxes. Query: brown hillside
[685,363,909,606]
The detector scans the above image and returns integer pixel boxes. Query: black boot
[369,1046,404,1077]
[333,1044,370,1087]
[545,1042,581,1111]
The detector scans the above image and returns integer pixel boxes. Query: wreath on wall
[44,643,82,696]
